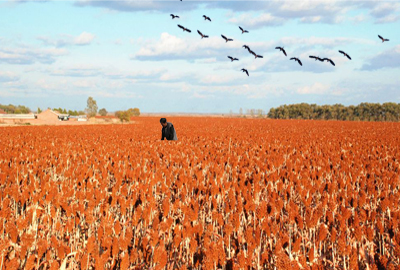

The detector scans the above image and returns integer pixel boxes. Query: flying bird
[221,35,233,42]
[178,24,191,33]
[249,50,263,59]
[378,35,389,42]
[243,45,251,52]
[197,30,209,39]
[323,58,335,66]
[338,50,351,60]
[203,15,211,21]
[170,14,179,19]
[239,26,249,34]
[228,56,239,62]
[241,68,249,76]
[275,47,287,56]
[290,57,302,66]
[309,55,324,62]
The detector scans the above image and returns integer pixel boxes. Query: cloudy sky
[0,0,399,113]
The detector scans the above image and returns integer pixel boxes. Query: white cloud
[279,36,373,48]
[74,32,96,45]
[38,32,96,47]
[36,79,56,90]
[361,45,400,71]
[199,74,239,85]
[0,71,19,82]
[133,32,272,62]
[228,13,285,29]
[192,92,214,99]
[73,80,97,88]
[50,66,102,77]
[195,58,217,64]
[159,72,186,82]
[300,16,322,23]
[297,82,330,94]
[350,14,367,24]
[48,66,167,81]
[375,14,400,24]
[0,47,68,65]
[370,2,400,18]
[74,0,200,13]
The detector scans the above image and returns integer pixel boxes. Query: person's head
[160,118,167,127]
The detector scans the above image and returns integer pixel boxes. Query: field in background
[1,117,400,269]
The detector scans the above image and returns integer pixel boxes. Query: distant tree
[268,103,400,122]
[86,97,98,117]
[0,104,31,114]
[239,108,243,116]
[99,108,108,116]
[128,108,140,117]
[115,110,130,122]
[53,108,67,114]
[37,108,42,114]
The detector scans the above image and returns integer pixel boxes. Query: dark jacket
[162,122,178,140]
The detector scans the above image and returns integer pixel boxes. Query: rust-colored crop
[0,117,399,269]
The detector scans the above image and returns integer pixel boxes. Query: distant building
[0,108,91,125]
[69,115,87,121]
[0,109,6,114]
[37,109,68,122]
[0,113,36,120]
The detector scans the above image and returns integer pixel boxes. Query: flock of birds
[171,13,390,77]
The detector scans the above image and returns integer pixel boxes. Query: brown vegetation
[0,117,399,269]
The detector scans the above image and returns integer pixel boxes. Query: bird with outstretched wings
[221,35,233,42]
[338,50,351,60]
[275,47,287,56]
[228,56,239,62]
[203,15,211,21]
[197,30,209,39]
[290,57,302,66]
[309,55,324,62]
[178,24,191,33]
[378,35,389,42]
[322,58,335,66]
[239,26,249,34]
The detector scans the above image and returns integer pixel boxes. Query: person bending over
[160,118,178,141]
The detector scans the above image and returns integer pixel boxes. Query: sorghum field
[1,117,400,270]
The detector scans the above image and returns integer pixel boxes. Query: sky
[0,0,399,114]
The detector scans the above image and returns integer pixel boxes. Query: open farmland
[1,117,400,270]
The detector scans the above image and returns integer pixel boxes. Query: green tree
[128,108,140,117]
[99,108,108,116]
[115,110,130,122]
[0,104,31,114]
[268,102,400,122]
[85,97,98,117]
[268,108,276,118]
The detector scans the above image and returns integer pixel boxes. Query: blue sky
[0,0,399,113]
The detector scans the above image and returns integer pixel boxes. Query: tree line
[1,97,140,122]
[0,104,31,114]
[268,102,400,122]
[51,108,86,116]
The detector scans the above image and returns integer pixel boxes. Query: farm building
[37,109,70,123]
[0,112,36,124]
